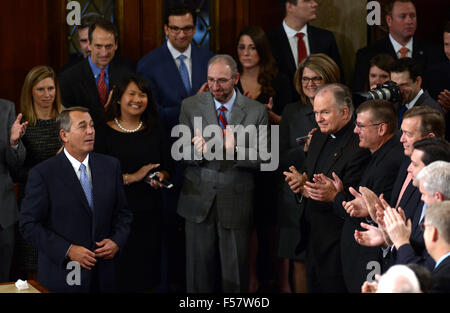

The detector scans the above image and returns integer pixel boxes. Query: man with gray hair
[376,264,421,293]
[19,107,132,292]
[284,83,371,292]
[423,201,450,292]
[177,54,268,292]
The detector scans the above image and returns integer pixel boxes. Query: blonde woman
[15,65,64,279]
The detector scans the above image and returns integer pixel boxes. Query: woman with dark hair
[235,26,293,292]
[14,65,64,280]
[236,25,292,124]
[95,75,171,292]
[278,53,340,293]
[367,53,395,91]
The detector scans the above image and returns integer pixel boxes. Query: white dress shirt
[283,20,310,68]
[167,40,193,85]
[63,148,92,185]
[389,34,413,59]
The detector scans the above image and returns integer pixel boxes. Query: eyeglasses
[167,25,195,34]
[302,76,323,84]
[207,77,233,85]
[354,121,384,129]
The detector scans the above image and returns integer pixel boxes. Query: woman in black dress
[235,26,293,292]
[15,65,63,280]
[95,75,171,292]
[278,53,340,292]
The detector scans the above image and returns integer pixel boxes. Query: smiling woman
[94,75,172,292]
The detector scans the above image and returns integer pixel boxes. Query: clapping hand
[10,113,28,146]
[283,166,308,195]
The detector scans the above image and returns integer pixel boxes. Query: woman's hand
[10,113,28,146]
[125,163,160,185]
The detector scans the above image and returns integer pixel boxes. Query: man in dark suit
[284,83,371,292]
[382,140,450,274]
[137,4,214,292]
[0,99,27,282]
[59,19,134,127]
[317,100,404,292]
[266,0,342,101]
[390,58,443,126]
[423,200,450,293]
[176,55,268,292]
[352,0,445,92]
[19,107,132,292]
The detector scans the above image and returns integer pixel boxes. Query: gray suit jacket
[0,99,26,229]
[177,90,269,228]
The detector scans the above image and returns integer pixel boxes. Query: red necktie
[296,32,307,65]
[399,47,409,59]
[97,70,107,107]
[218,106,228,136]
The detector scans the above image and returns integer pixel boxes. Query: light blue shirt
[435,252,450,270]
[214,89,236,123]
[419,203,427,224]
[88,56,110,90]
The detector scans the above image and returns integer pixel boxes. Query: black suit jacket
[333,133,405,292]
[414,90,443,113]
[432,255,450,293]
[352,36,445,92]
[58,58,134,126]
[267,24,343,101]
[298,121,371,289]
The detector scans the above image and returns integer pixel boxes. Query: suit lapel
[307,132,327,177]
[276,25,297,77]
[200,93,220,127]
[81,60,101,105]
[191,45,204,95]
[320,129,352,176]
[163,43,189,98]
[58,152,93,217]
[229,91,246,126]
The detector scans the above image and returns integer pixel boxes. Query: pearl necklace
[114,118,143,133]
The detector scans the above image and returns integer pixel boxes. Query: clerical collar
[330,118,353,139]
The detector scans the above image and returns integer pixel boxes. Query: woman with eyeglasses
[95,75,171,292]
[14,65,64,280]
[278,53,340,293]
[235,26,293,293]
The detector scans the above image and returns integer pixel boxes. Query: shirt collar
[435,252,450,270]
[405,89,424,109]
[214,88,237,112]
[389,34,413,55]
[64,148,90,173]
[167,40,192,60]
[88,56,109,79]
[283,20,308,38]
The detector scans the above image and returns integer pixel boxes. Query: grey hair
[56,106,90,132]
[377,265,421,293]
[315,83,354,116]
[208,54,238,77]
[416,161,450,200]
[425,201,450,244]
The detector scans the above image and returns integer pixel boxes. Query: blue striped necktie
[79,163,93,209]
[178,55,191,94]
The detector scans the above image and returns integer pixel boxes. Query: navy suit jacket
[352,36,445,92]
[433,255,450,293]
[19,152,132,292]
[137,43,214,134]
[267,24,343,101]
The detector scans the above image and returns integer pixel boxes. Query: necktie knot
[296,32,304,39]
[399,47,409,58]
[219,105,227,113]
[79,163,86,172]
[178,55,186,61]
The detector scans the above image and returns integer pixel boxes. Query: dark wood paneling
[0,0,63,110]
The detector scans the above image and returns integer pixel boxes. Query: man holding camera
[390,58,442,126]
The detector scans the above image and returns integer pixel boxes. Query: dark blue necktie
[398,105,408,129]
[178,55,191,94]
[79,163,93,209]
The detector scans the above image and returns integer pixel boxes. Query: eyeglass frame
[301,76,324,84]
[167,25,195,34]
[207,77,234,86]
[354,121,385,130]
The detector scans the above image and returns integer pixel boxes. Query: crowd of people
[0,0,449,293]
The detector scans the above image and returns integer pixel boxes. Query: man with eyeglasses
[177,54,268,292]
[59,19,134,127]
[137,4,214,292]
